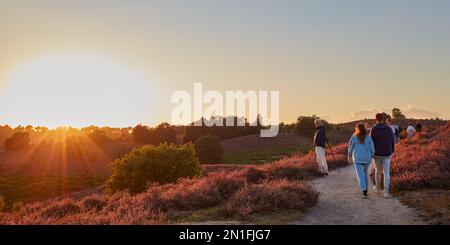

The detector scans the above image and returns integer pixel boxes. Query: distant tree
[13,125,25,133]
[0,125,13,145]
[132,124,153,144]
[88,129,112,145]
[296,115,331,137]
[132,123,177,145]
[184,119,209,143]
[34,126,49,133]
[119,127,132,140]
[153,122,177,144]
[392,108,406,119]
[4,132,30,151]
[194,135,224,164]
[24,125,34,132]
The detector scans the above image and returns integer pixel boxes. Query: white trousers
[315,146,328,174]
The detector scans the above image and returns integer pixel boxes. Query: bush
[225,179,318,216]
[5,132,30,151]
[106,144,203,194]
[0,196,5,211]
[12,202,24,212]
[142,171,246,212]
[81,195,107,211]
[39,199,81,219]
[296,115,331,137]
[195,135,224,164]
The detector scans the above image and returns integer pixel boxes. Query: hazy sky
[1,0,449,127]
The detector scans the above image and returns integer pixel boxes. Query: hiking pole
[327,142,341,173]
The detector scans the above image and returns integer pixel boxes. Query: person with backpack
[371,113,395,198]
[348,123,375,198]
[314,119,328,175]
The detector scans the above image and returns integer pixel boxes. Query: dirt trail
[295,165,425,225]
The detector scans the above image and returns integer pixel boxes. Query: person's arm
[313,130,318,146]
[390,131,395,153]
[368,137,375,157]
[348,136,354,164]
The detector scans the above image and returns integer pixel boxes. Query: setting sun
[0,53,160,128]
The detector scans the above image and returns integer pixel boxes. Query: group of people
[313,113,415,199]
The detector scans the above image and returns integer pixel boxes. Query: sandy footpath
[294,164,425,225]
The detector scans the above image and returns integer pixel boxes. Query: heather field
[0,143,348,224]
[0,140,138,207]
[384,123,450,224]
[388,123,450,191]
[0,121,448,224]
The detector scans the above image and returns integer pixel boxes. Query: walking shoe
[383,192,390,199]
[362,189,368,198]
[323,173,329,176]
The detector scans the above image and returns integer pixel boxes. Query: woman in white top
[407,123,416,138]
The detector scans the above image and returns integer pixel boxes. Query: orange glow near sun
[0,53,160,128]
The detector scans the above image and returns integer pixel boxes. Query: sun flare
[0,53,160,128]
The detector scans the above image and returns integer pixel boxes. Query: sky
[0,0,449,128]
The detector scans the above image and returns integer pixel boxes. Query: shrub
[225,179,318,216]
[142,180,215,211]
[195,135,224,164]
[106,144,203,194]
[12,202,24,212]
[142,171,246,212]
[237,166,266,184]
[39,199,81,219]
[5,132,30,151]
[81,195,107,211]
[0,196,5,211]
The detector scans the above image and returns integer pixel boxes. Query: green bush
[195,135,224,164]
[106,144,202,194]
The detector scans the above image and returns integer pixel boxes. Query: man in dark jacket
[371,113,395,198]
[314,119,328,175]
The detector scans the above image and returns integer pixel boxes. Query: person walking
[314,119,328,175]
[365,121,372,134]
[387,118,400,143]
[407,123,416,138]
[348,123,375,198]
[416,122,423,133]
[371,113,395,198]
